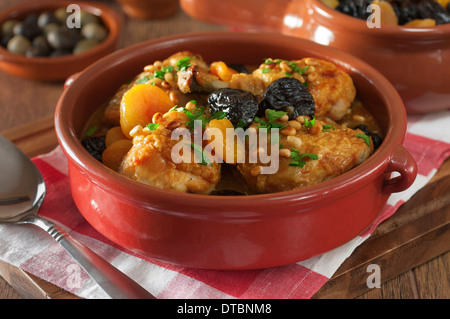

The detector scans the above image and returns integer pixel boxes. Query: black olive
[228,63,249,74]
[210,190,246,196]
[37,11,59,28]
[259,77,315,119]
[208,88,259,128]
[353,124,383,151]
[81,136,106,162]
[46,28,75,50]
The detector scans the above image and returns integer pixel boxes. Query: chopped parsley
[84,126,98,137]
[177,56,192,71]
[170,101,226,131]
[289,148,319,168]
[356,133,371,147]
[191,143,212,166]
[253,109,287,131]
[146,123,160,131]
[304,116,316,128]
[137,65,174,84]
[322,124,335,132]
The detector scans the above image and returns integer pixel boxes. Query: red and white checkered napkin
[1,110,449,299]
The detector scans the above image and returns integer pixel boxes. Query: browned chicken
[119,111,221,194]
[237,117,373,194]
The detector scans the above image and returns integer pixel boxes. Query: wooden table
[0,0,449,299]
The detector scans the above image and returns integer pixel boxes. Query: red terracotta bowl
[0,0,121,81]
[54,31,417,270]
[180,0,450,114]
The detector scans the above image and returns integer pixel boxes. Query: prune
[228,64,249,74]
[208,88,259,128]
[336,0,372,20]
[81,136,106,162]
[259,77,315,119]
[353,124,383,150]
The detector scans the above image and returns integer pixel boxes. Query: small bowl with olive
[0,0,121,81]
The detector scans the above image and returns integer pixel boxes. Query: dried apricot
[205,118,244,164]
[120,84,175,138]
[102,139,133,171]
[105,126,128,146]
[210,61,238,82]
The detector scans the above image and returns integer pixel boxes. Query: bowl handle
[382,145,417,194]
[64,72,80,89]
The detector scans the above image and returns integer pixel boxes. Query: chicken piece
[230,58,356,121]
[119,111,221,194]
[237,117,373,194]
[298,58,356,121]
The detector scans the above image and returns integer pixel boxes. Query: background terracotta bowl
[55,31,417,270]
[0,0,121,81]
[180,0,450,114]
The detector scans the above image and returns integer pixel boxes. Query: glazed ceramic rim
[312,0,450,39]
[0,0,121,65]
[55,31,406,217]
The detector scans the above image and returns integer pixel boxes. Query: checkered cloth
[1,110,449,299]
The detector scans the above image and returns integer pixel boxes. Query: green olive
[1,19,19,37]
[47,28,74,50]
[7,35,31,55]
[81,23,108,42]
[80,11,100,27]
[73,38,98,54]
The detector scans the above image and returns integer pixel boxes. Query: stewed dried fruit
[207,88,259,128]
[259,77,315,120]
[353,124,383,150]
[330,0,450,25]
[81,136,106,162]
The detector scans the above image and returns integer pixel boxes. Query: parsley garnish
[262,68,271,74]
[356,133,371,147]
[304,116,316,128]
[322,124,335,132]
[170,101,226,131]
[177,56,192,71]
[254,117,286,130]
[85,126,98,137]
[191,143,212,166]
[266,109,287,123]
[146,123,160,131]
[253,109,287,131]
[289,148,319,168]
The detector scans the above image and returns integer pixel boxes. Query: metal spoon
[0,134,155,299]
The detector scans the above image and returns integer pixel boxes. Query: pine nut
[280,61,293,73]
[307,72,318,82]
[250,165,263,177]
[288,120,301,130]
[279,148,292,158]
[129,125,143,137]
[164,72,174,82]
[169,91,179,104]
[152,112,163,124]
[352,114,366,122]
[304,58,318,66]
[280,126,297,136]
[286,136,302,149]
[185,101,196,111]
[279,114,289,122]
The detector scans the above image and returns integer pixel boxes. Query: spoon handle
[21,216,155,299]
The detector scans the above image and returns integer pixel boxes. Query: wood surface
[0,0,449,299]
